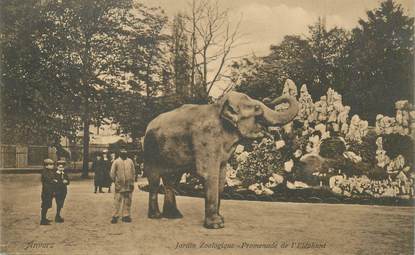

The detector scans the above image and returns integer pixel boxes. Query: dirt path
[0,174,413,255]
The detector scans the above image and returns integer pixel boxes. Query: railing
[28,145,49,166]
[0,145,16,168]
[0,144,109,169]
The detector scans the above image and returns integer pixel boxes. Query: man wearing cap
[110,148,135,223]
[40,158,58,225]
[54,160,70,223]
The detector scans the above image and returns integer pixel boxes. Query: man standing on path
[92,153,105,193]
[110,148,135,223]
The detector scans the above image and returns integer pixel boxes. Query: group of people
[40,148,138,225]
[40,159,70,225]
[92,150,113,193]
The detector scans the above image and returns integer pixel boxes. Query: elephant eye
[254,105,260,111]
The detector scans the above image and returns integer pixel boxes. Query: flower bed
[138,183,414,206]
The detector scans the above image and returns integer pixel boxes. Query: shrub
[237,137,289,186]
[347,133,377,164]
[382,134,413,166]
[320,137,346,158]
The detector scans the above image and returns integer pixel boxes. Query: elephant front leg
[194,144,224,229]
[217,164,227,222]
[203,175,224,229]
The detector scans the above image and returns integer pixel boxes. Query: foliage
[342,0,414,123]
[229,57,273,100]
[347,131,378,164]
[38,0,132,121]
[382,134,414,166]
[170,13,191,99]
[1,0,175,146]
[0,0,69,144]
[100,4,179,141]
[319,137,346,158]
[236,136,292,186]
[1,0,174,145]
[37,0,135,175]
[307,20,350,98]
[107,90,184,140]
[232,20,349,102]
[120,3,171,97]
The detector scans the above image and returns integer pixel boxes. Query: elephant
[143,91,299,229]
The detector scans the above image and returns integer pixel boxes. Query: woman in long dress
[102,150,112,193]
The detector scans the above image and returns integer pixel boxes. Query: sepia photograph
[0,0,414,254]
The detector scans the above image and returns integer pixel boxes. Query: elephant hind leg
[161,174,183,219]
[146,166,162,219]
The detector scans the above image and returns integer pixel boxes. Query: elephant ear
[220,97,240,128]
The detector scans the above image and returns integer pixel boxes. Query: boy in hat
[110,148,135,223]
[40,158,57,225]
[54,160,70,222]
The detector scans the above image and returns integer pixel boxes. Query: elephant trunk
[260,96,299,126]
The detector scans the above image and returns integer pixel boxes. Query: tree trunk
[81,117,90,178]
[190,0,197,99]
[81,98,90,178]
[80,32,93,178]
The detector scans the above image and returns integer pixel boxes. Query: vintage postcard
[1,0,414,254]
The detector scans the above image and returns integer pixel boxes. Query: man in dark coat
[40,158,57,225]
[102,149,112,193]
[54,160,70,222]
[93,153,105,193]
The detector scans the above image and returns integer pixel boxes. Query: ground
[0,174,413,255]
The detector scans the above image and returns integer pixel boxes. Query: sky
[138,0,414,96]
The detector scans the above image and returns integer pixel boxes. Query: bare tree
[185,0,240,102]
